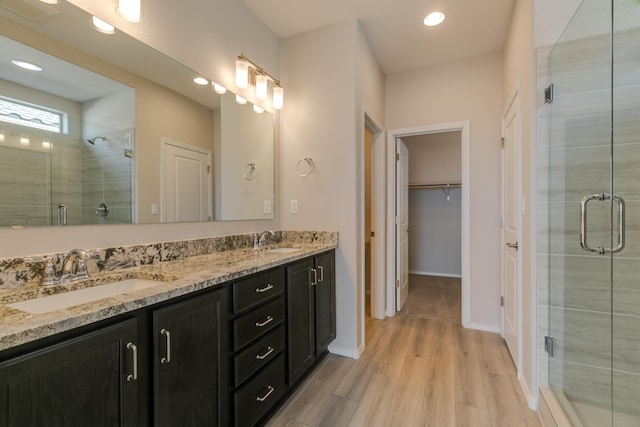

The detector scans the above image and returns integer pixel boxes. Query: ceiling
[241,0,516,75]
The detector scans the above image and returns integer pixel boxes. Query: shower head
[86,136,106,145]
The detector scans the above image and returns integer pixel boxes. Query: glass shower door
[545,0,615,425]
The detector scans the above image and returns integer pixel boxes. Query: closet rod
[408,183,462,189]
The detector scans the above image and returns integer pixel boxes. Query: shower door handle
[580,193,625,254]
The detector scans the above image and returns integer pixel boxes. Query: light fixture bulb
[0,129,4,143]
[236,95,247,105]
[92,16,115,34]
[20,134,30,145]
[235,59,249,88]
[213,83,227,94]
[255,74,268,100]
[42,138,51,149]
[253,104,264,114]
[193,77,208,86]
[39,0,60,4]
[272,86,284,110]
[117,0,141,23]
[424,12,445,27]
[11,59,43,71]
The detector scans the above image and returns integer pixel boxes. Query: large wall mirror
[0,0,274,227]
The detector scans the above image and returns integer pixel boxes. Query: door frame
[501,87,523,373]
[386,122,471,326]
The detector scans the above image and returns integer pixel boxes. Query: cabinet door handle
[255,346,274,360]
[160,328,171,364]
[255,316,274,327]
[255,283,274,293]
[318,265,324,282]
[256,385,275,402]
[310,268,318,286]
[126,342,138,382]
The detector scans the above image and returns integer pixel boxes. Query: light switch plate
[264,200,272,214]
[151,203,159,215]
[290,200,298,214]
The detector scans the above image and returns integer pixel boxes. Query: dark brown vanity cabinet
[287,251,336,386]
[153,289,228,427]
[0,318,139,426]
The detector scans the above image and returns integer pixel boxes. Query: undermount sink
[266,247,301,254]
[7,278,166,314]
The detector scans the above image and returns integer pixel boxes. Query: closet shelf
[408,182,462,189]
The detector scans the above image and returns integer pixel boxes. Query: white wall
[279,19,384,357]
[0,0,282,258]
[386,52,504,330]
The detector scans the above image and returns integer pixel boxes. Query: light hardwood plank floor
[266,309,541,426]
[399,274,461,324]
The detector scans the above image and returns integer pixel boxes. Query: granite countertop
[0,242,336,352]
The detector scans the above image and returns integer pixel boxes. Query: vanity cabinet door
[314,251,336,356]
[286,258,315,385]
[152,288,228,427]
[0,318,139,427]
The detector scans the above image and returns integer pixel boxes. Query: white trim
[328,343,363,360]
[386,121,471,326]
[468,322,501,334]
[409,270,462,279]
[518,375,537,411]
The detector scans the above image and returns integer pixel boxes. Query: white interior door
[501,95,520,367]
[162,139,211,222]
[396,139,409,311]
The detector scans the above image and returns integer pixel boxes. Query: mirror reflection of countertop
[0,241,336,352]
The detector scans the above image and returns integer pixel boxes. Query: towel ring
[296,157,314,177]
[243,163,258,180]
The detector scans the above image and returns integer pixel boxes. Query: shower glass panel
[545,0,640,425]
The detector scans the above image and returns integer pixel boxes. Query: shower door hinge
[500,296,504,307]
[544,336,554,357]
[124,148,134,158]
[544,84,554,104]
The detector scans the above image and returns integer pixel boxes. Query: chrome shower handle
[580,193,625,254]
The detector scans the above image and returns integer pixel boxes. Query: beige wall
[503,0,536,407]
[386,52,504,330]
[404,131,462,184]
[280,20,385,357]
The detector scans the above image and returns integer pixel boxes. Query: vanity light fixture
[235,53,284,109]
[235,95,247,105]
[213,82,227,94]
[253,104,264,114]
[0,129,4,143]
[11,60,43,72]
[92,16,115,34]
[424,11,445,27]
[42,138,51,149]
[117,0,141,23]
[19,134,30,146]
[193,77,208,86]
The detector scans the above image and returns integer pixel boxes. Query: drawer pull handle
[255,346,275,360]
[256,385,275,402]
[310,268,318,286]
[126,342,138,382]
[256,316,274,327]
[255,283,274,293]
[160,329,171,364]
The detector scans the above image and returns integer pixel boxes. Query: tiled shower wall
[537,26,640,419]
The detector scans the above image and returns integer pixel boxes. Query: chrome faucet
[254,230,276,249]
[61,248,92,281]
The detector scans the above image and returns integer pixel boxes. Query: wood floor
[399,274,461,324]
[266,276,541,427]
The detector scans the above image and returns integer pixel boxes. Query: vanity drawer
[234,297,284,351]
[233,268,285,314]
[234,353,286,427]
[235,325,285,387]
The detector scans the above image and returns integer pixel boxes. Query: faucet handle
[25,256,60,286]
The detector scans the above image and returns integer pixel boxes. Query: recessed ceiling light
[212,82,227,94]
[194,77,209,85]
[92,16,115,34]
[424,11,445,27]
[11,60,43,71]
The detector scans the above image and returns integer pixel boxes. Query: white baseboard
[328,342,363,359]
[519,375,538,411]
[409,270,462,278]
[466,322,501,334]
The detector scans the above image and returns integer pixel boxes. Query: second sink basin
[7,278,166,314]
[266,247,301,254]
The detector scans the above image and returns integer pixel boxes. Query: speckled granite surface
[0,230,337,352]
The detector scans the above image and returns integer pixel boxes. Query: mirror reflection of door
[161,139,211,222]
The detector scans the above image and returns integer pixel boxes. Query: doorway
[386,122,471,325]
